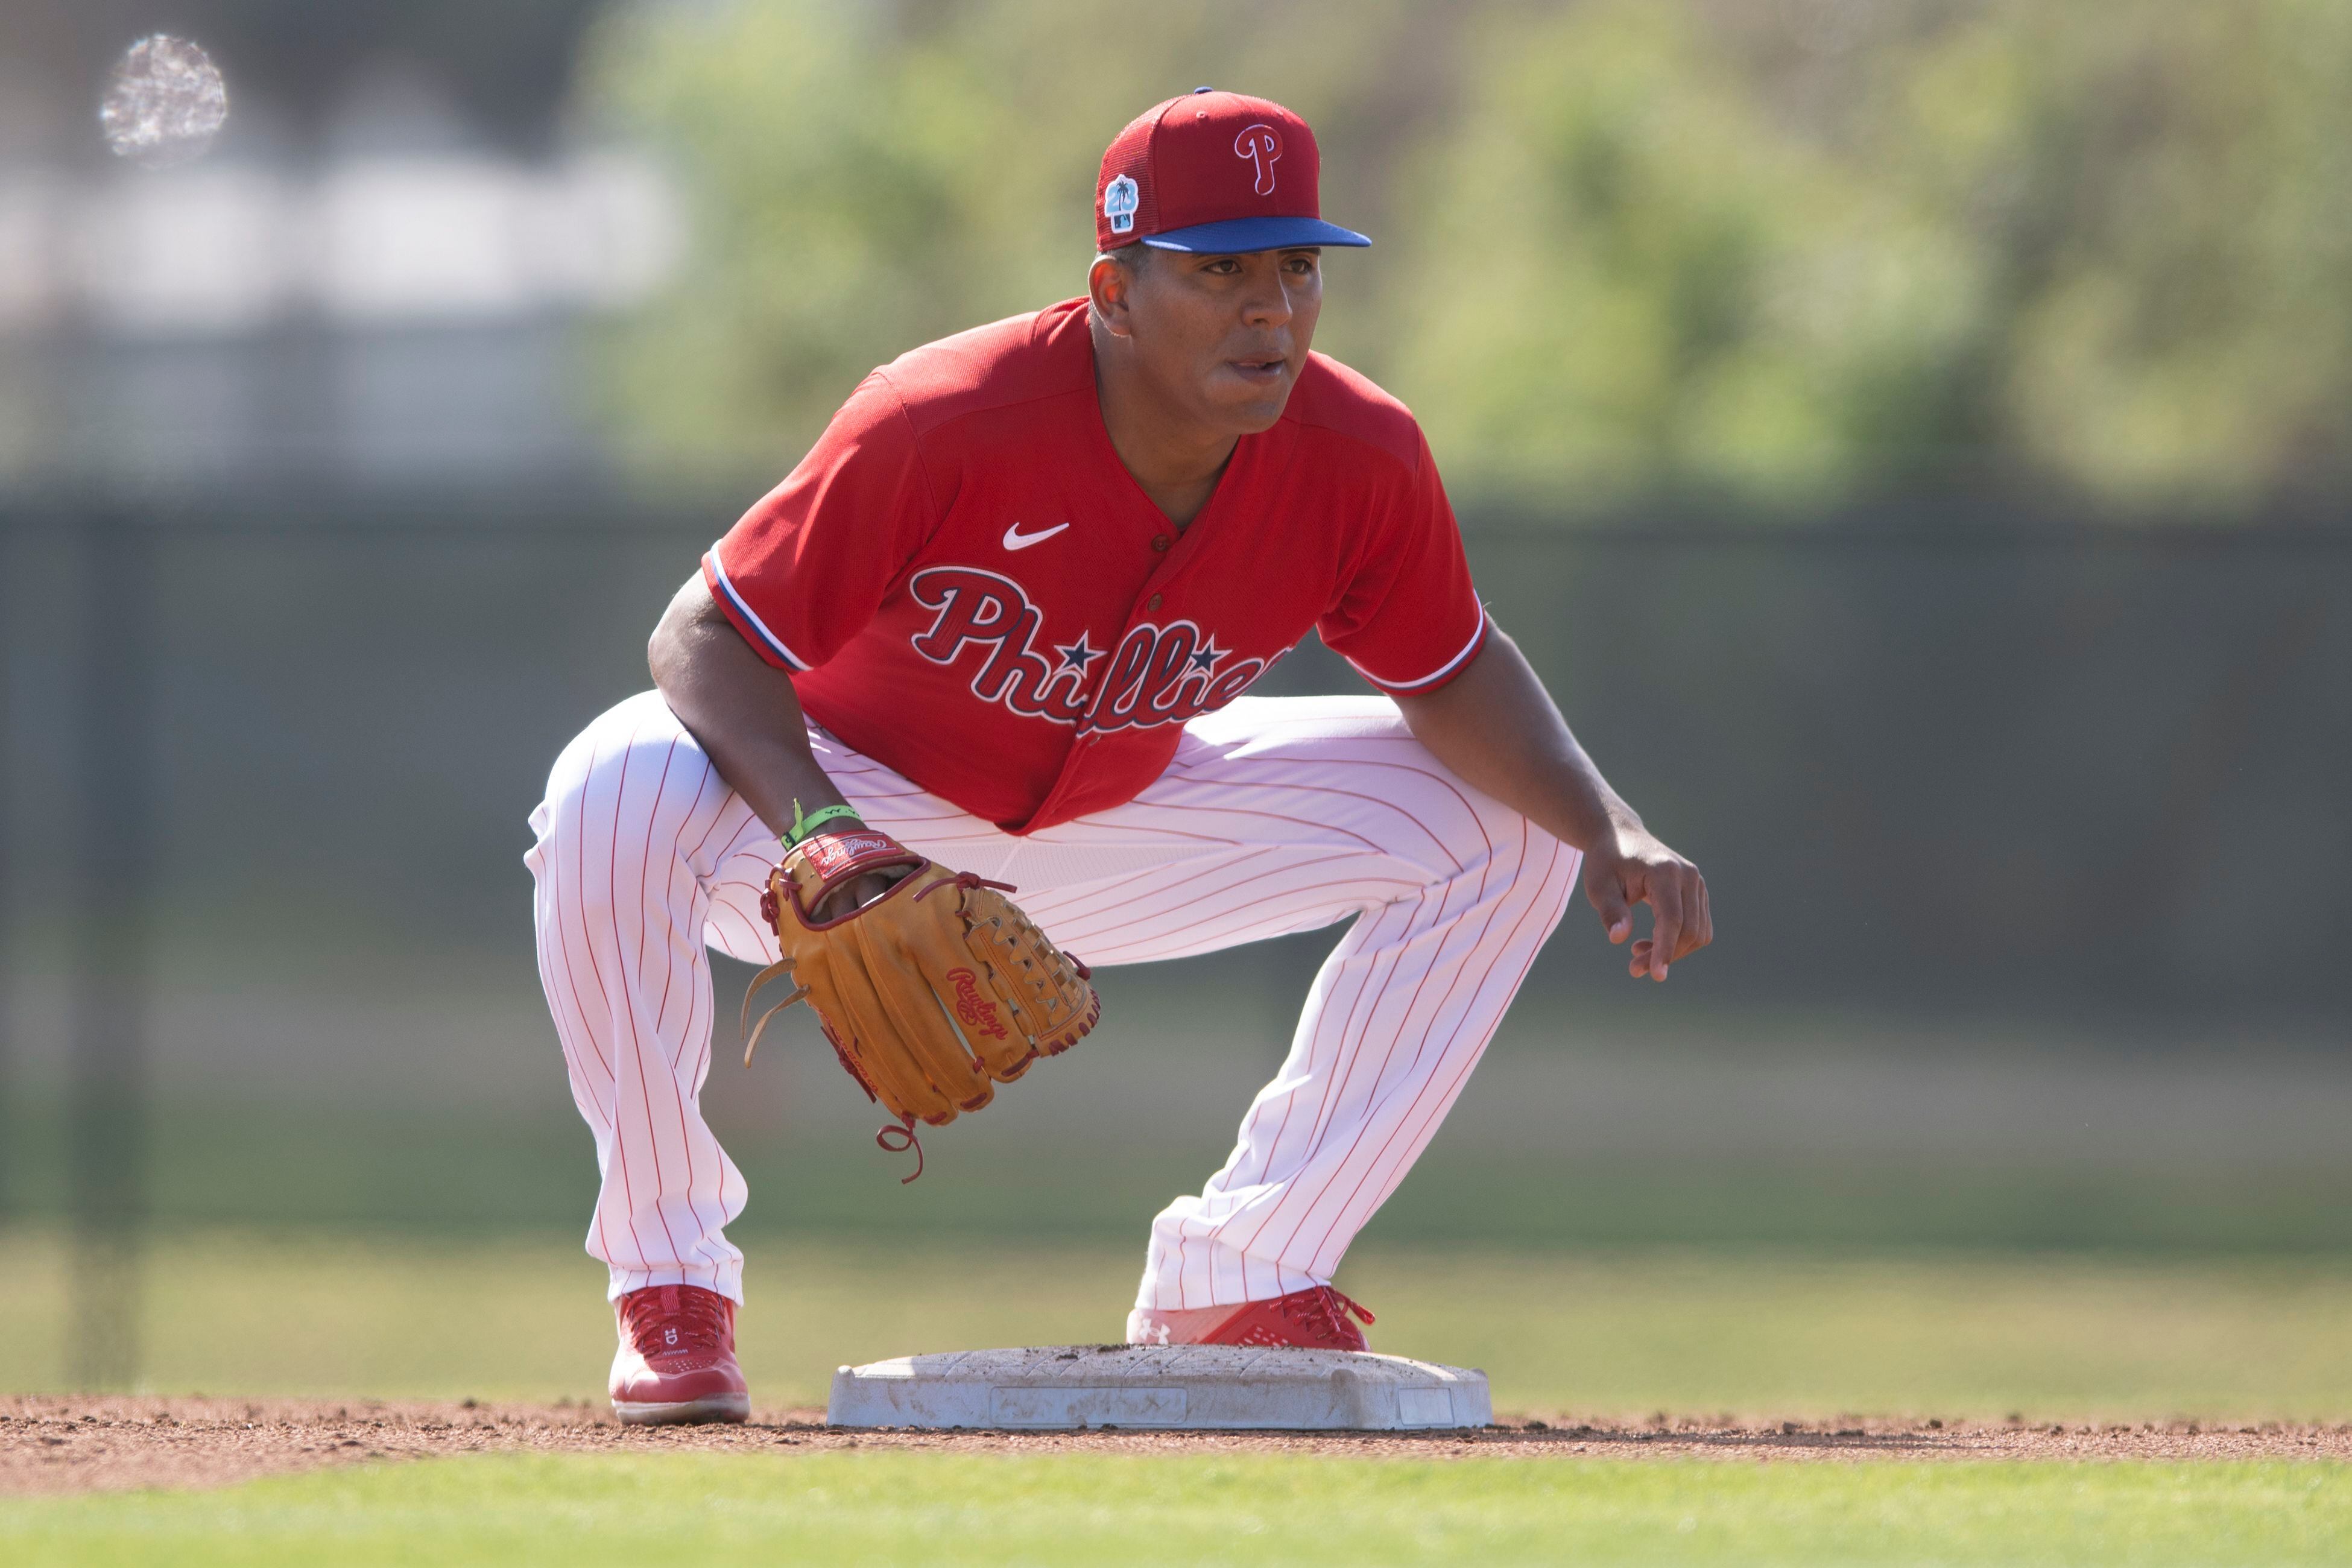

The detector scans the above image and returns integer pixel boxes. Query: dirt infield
[7,1397,2349,1496]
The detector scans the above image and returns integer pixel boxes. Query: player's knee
[536,694,707,870]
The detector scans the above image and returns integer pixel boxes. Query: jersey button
[1147,593,1163,610]
[1151,534,1171,552]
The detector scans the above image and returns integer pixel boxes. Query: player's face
[1127,248,1322,434]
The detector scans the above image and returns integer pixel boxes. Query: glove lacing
[911,868,1017,902]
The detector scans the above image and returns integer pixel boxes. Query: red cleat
[1127,1285,1376,1351]
[609,1283,750,1425]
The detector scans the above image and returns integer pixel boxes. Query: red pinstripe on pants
[526,690,1576,1312]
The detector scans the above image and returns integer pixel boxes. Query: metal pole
[0,511,12,1220]
[70,509,153,1390]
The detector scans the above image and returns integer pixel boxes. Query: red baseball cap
[1096,88,1371,254]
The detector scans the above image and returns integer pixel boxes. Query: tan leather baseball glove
[741,824,1099,1181]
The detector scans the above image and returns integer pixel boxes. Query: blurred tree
[1898,0,2352,510]
[578,0,1453,477]
[1394,0,2352,513]
[583,0,2352,517]
[1383,1,1985,508]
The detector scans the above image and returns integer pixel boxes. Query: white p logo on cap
[1234,124,1282,196]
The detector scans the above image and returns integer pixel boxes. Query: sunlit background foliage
[585,0,2352,516]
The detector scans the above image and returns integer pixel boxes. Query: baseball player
[528,89,1711,1424]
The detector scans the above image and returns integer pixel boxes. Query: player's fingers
[1628,937,1653,978]
[1681,868,1713,956]
[1589,864,1633,944]
[1646,880,1684,981]
[813,871,897,923]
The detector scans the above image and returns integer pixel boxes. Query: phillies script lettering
[909,566,1272,733]
[944,967,1008,1041]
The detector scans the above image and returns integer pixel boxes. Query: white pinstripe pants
[527,689,1579,1310]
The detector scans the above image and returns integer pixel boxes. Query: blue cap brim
[1140,215,1371,253]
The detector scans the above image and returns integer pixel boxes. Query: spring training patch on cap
[1104,174,1140,235]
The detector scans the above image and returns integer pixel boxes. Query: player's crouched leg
[1124,695,1586,1338]
[526,691,760,1423]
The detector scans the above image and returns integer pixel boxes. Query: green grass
[7,1452,2352,1566]
[10,1227,2351,1564]
[7,1228,2352,1421]
[13,1095,2352,1253]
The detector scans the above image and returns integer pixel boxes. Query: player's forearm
[1393,627,1642,853]
[648,576,851,841]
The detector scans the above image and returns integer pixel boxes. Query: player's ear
[1089,253,1137,339]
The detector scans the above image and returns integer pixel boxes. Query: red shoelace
[1279,1285,1376,1342]
[618,1285,730,1358]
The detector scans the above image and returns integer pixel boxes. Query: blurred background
[1,0,2347,1415]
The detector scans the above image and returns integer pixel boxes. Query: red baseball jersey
[703,297,1487,834]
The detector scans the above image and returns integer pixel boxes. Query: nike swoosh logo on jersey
[1002,521,1070,551]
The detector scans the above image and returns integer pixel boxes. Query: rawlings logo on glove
[742,823,1100,1181]
[944,968,1010,1041]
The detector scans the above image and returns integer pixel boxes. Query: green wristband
[784,800,863,849]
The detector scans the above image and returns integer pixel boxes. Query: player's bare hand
[809,868,911,923]
[1584,824,1712,982]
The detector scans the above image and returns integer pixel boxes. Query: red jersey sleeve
[702,373,940,672]
[1317,430,1489,694]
